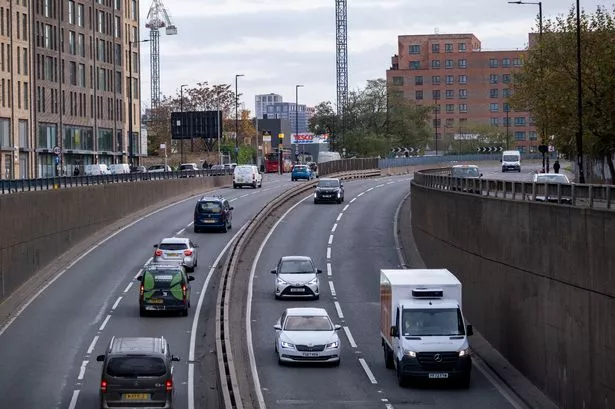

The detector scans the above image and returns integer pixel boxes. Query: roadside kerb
[214,169,380,409]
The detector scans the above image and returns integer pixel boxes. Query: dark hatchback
[137,264,194,316]
[314,178,344,204]
[193,196,233,233]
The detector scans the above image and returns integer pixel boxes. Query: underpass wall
[406,183,614,409]
[0,176,230,303]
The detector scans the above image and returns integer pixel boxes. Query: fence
[318,158,379,176]
[378,152,545,169]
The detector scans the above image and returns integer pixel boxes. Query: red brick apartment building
[386,33,538,153]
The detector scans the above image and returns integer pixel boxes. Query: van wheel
[181,308,188,317]
[139,308,146,317]
[384,346,394,369]
[193,226,200,233]
[396,362,407,387]
[233,184,237,189]
[458,374,471,389]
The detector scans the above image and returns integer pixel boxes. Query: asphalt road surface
[249,174,526,409]
[0,173,294,409]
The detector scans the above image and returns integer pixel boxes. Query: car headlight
[280,341,295,350]
[337,191,341,197]
[276,277,288,285]
[404,350,416,357]
[307,277,319,285]
[459,348,471,357]
[326,341,339,349]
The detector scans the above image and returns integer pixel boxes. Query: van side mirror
[480,173,483,177]
[136,275,143,281]
[153,244,158,248]
[466,324,474,336]
[187,276,195,281]
[96,354,105,362]
[270,269,277,274]
[274,324,282,330]
[171,355,180,362]
[390,326,399,337]
[316,269,323,274]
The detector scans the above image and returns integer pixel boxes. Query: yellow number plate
[122,393,150,400]
[148,298,164,304]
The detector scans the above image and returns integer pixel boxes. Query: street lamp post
[296,84,304,163]
[128,38,149,167]
[179,84,188,164]
[434,95,440,155]
[505,104,510,150]
[235,74,244,162]
[575,0,585,183]
[216,86,222,165]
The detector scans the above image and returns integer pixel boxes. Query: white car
[233,164,263,189]
[274,307,341,366]
[271,256,322,299]
[152,237,199,272]
[533,173,571,204]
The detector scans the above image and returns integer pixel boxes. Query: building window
[489,58,498,68]
[69,31,76,54]
[43,0,51,17]
[114,16,121,38]
[513,58,523,67]
[445,75,454,85]
[445,118,455,128]
[489,74,499,84]
[489,103,499,112]
[432,43,440,53]
[0,118,10,147]
[97,10,104,33]
[503,116,511,126]
[415,90,423,100]
[445,89,454,99]
[131,0,137,19]
[528,131,538,140]
[68,1,75,24]
[504,102,511,112]
[44,24,52,49]
[431,60,441,68]
[431,76,440,85]
[514,131,526,140]
[445,43,453,53]
[115,0,121,10]
[414,76,423,85]
[502,58,510,67]
[22,13,27,40]
[22,48,28,75]
[432,90,441,99]
[490,117,499,126]
[458,43,466,52]
[24,82,28,110]
[514,117,526,126]
[77,34,85,57]
[459,103,468,113]
[502,88,511,98]
[458,59,467,68]
[409,61,420,70]
[458,75,467,84]
[490,89,498,98]
[502,74,511,84]
[409,44,420,54]
[445,59,454,69]
[459,89,467,99]
[445,104,455,113]
[78,64,86,87]
[392,76,404,86]
[77,4,84,27]
[18,119,28,148]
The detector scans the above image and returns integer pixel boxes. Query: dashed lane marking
[336,213,343,221]
[331,223,337,232]
[334,301,344,319]
[329,282,336,297]
[86,335,99,355]
[98,315,111,331]
[326,263,332,276]
[326,247,331,259]
[350,197,357,203]
[123,282,133,293]
[328,234,334,245]
[359,358,378,384]
[77,360,88,380]
[343,204,350,211]
[67,390,80,409]
[111,297,122,311]
[343,326,357,348]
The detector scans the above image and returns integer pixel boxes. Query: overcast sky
[138,0,608,113]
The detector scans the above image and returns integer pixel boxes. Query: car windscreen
[106,356,167,377]
[284,315,333,331]
[197,201,222,213]
[180,165,195,170]
[502,155,518,162]
[148,165,164,170]
[452,168,479,178]
[402,308,465,337]
[280,260,314,274]
[536,175,568,184]
[143,271,183,289]
[158,242,188,251]
[317,180,340,188]
[293,166,308,171]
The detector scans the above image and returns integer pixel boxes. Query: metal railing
[379,152,545,169]
[318,158,379,175]
[0,168,233,194]
[413,168,614,210]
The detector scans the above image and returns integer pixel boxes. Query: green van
[137,264,194,316]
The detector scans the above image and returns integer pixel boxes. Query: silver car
[152,237,198,272]
[271,256,322,300]
[274,307,341,366]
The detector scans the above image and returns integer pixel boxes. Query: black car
[314,178,344,204]
[193,195,233,232]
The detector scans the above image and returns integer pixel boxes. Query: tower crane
[145,0,177,110]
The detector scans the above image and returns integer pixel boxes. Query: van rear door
[103,355,170,406]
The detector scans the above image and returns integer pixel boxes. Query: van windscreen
[503,155,518,162]
[106,356,167,377]
[197,201,222,213]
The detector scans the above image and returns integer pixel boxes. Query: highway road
[248,174,527,409]
[477,160,572,183]
[0,173,294,409]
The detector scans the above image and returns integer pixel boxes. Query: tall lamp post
[216,86,222,165]
[505,103,510,150]
[295,84,304,163]
[128,38,149,167]
[234,74,244,162]
[179,84,188,164]
[434,95,440,155]
[575,0,585,183]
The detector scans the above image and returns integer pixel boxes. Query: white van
[84,164,111,176]
[109,163,130,174]
[317,151,341,163]
[233,165,262,189]
[501,150,521,172]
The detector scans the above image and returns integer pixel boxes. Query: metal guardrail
[0,169,233,194]
[379,152,546,169]
[414,168,614,210]
[318,158,379,176]
[215,168,381,409]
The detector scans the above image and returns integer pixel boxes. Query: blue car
[291,164,313,181]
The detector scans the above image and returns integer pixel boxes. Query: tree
[510,5,615,181]
[308,101,336,136]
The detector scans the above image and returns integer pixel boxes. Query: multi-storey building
[255,93,282,119]
[264,102,308,135]
[0,0,144,179]
[386,33,538,153]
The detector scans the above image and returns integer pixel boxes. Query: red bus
[264,149,293,173]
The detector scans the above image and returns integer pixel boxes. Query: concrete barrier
[0,176,231,303]
[407,181,615,409]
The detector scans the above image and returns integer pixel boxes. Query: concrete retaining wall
[0,176,230,302]
[407,183,615,409]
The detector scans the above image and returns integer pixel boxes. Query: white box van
[233,165,262,189]
[317,151,341,163]
[84,164,111,176]
[380,269,473,388]
[501,150,521,172]
[109,163,130,174]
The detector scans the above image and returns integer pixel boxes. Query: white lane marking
[381,398,394,409]
[334,301,344,319]
[359,358,378,384]
[350,197,357,203]
[326,247,331,259]
[328,234,334,245]
[134,269,143,279]
[331,223,337,232]
[123,282,133,293]
[366,187,374,192]
[186,221,194,227]
[240,194,249,198]
[343,326,357,348]
[67,390,80,409]
[229,198,238,202]
[473,358,526,409]
[376,184,385,188]
[247,194,313,409]
[393,190,411,269]
[336,213,343,221]
[188,225,247,409]
[144,256,153,265]
[87,335,99,355]
[357,192,365,197]
[387,181,395,185]
[98,315,111,331]
[111,297,122,311]
[77,360,89,380]
[326,263,332,277]
[329,282,336,297]
[176,228,185,235]
[343,204,350,211]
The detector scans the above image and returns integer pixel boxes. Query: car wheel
[313,294,320,300]
[332,359,340,367]
[336,198,342,204]
[233,184,237,189]
[139,307,146,317]
[278,355,284,366]
[314,199,318,204]
[181,308,188,317]
[193,226,199,233]
[274,293,281,300]
[253,182,257,189]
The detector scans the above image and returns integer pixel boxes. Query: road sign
[54,155,60,165]
[278,133,284,139]
[53,146,61,155]
[170,111,223,140]
[160,143,166,149]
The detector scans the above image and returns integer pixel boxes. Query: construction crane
[335,0,348,151]
[145,0,177,110]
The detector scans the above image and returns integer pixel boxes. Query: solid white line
[247,194,313,409]
[393,190,412,268]
[359,358,378,384]
[134,269,143,279]
[67,390,80,409]
[326,263,332,276]
[336,213,343,221]
[376,184,385,188]
[334,301,344,319]
[123,282,133,293]
[343,326,357,348]
[111,297,122,310]
[176,228,185,235]
[343,204,349,211]
[331,223,337,232]
[186,221,194,227]
[229,198,237,202]
[98,315,111,331]
[326,247,331,259]
[187,224,247,409]
[473,358,526,409]
[366,187,374,192]
[87,335,99,355]
[77,360,88,380]
[350,197,357,203]
[328,281,336,297]
[357,192,365,197]
[328,234,334,245]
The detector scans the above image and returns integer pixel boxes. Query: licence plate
[290,288,305,292]
[428,373,449,379]
[167,252,179,257]
[302,352,319,357]
[148,298,164,304]
[122,393,150,400]
[204,219,216,223]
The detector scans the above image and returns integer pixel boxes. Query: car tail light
[165,379,173,391]
[155,249,163,256]
[139,284,144,297]
[182,284,187,301]
[101,380,107,392]
[184,249,192,256]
